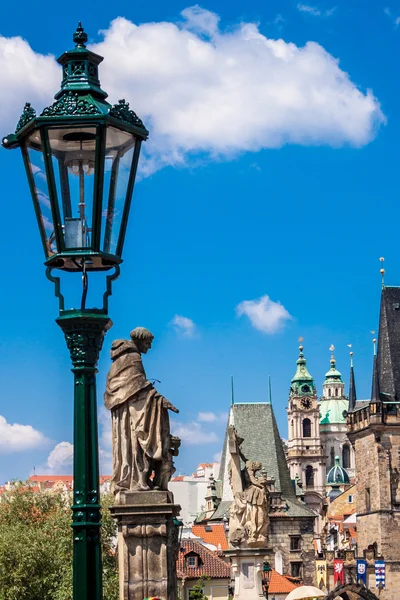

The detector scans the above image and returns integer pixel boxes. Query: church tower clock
[287,341,325,510]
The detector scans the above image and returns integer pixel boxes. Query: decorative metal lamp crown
[2,23,148,273]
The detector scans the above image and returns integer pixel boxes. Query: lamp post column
[57,309,112,600]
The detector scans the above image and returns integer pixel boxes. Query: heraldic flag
[334,559,345,585]
[356,559,367,585]
[375,560,385,588]
[316,560,327,587]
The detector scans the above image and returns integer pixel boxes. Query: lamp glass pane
[102,126,136,255]
[25,131,57,257]
[48,126,97,250]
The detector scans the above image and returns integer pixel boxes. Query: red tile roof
[177,540,230,580]
[192,524,228,551]
[269,571,299,594]
[177,541,299,594]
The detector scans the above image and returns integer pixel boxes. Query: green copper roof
[290,344,316,397]
[319,398,348,424]
[326,456,350,485]
[324,354,343,382]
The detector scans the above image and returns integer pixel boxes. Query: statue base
[224,547,275,600]
[110,490,181,600]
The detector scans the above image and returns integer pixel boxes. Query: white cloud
[297,4,336,16]
[46,442,73,474]
[198,411,228,423]
[384,7,400,27]
[0,415,47,453]
[172,421,219,445]
[236,294,292,334]
[1,8,384,177]
[171,315,197,337]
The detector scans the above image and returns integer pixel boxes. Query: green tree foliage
[0,483,118,600]
[188,576,210,600]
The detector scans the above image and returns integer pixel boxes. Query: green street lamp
[261,560,272,600]
[2,23,148,600]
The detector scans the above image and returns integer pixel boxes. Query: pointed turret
[290,342,316,397]
[324,346,343,384]
[371,339,381,404]
[376,287,400,402]
[348,352,357,411]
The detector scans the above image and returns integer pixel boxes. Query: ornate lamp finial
[298,336,304,353]
[73,22,88,48]
[380,257,385,288]
[373,338,377,356]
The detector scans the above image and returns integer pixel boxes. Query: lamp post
[261,560,272,600]
[2,23,148,600]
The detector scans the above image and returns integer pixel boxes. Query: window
[348,495,353,503]
[186,555,199,568]
[335,388,338,397]
[342,444,351,469]
[330,447,335,468]
[305,465,314,487]
[290,562,303,578]
[303,418,311,438]
[328,389,331,397]
[366,488,371,512]
[290,536,302,551]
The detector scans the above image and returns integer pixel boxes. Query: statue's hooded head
[130,327,154,354]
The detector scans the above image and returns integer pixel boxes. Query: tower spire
[371,338,380,404]
[348,350,357,411]
[290,338,315,396]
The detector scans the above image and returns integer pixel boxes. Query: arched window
[330,447,335,468]
[328,388,331,397]
[303,418,311,438]
[342,444,351,469]
[335,388,338,397]
[305,465,314,487]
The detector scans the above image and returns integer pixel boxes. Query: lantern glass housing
[3,24,148,273]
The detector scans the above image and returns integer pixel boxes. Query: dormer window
[185,552,201,569]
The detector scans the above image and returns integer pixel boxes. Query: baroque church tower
[320,349,355,479]
[287,342,325,511]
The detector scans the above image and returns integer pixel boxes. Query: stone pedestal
[224,548,274,600]
[110,491,181,600]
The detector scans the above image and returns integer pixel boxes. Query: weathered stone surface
[228,426,270,549]
[111,492,181,600]
[104,327,180,494]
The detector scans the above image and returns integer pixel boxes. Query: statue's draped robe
[104,340,170,491]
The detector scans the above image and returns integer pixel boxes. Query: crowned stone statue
[104,327,181,493]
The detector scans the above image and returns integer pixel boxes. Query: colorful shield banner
[316,560,327,587]
[356,559,367,585]
[375,560,385,588]
[334,559,345,585]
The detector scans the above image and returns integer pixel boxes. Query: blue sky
[1,0,400,483]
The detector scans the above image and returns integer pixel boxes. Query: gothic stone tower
[287,343,325,513]
[347,286,400,600]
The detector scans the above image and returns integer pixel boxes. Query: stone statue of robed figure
[104,327,181,493]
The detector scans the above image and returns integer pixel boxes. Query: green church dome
[326,456,350,485]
